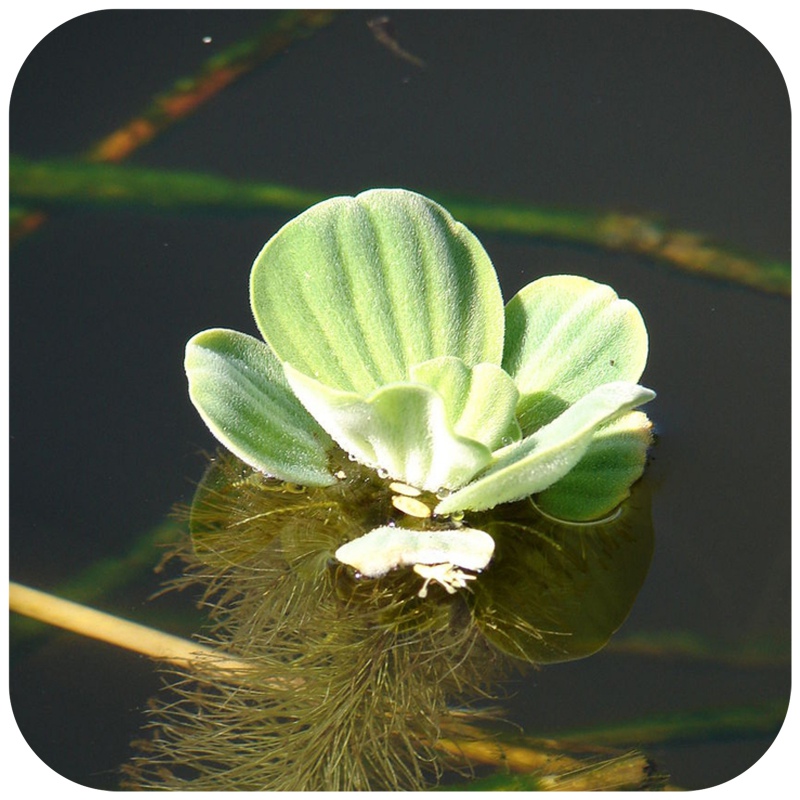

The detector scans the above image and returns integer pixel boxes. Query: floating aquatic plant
[127,190,657,790]
[185,188,655,589]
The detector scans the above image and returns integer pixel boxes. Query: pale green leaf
[185,329,334,486]
[409,356,521,451]
[434,382,655,514]
[503,275,649,434]
[535,410,654,521]
[284,364,493,492]
[250,189,505,394]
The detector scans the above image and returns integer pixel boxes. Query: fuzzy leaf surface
[250,189,504,394]
[535,410,653,521]
[185,329,334,486]
[435,381,655,514]
[503,275,649,434]
[409,356,521,451]
[285,364,493,492]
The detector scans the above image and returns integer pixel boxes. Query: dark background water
[9,9,791,791]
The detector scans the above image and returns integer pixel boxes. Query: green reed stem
[10,156,788,296]
[548,699,788,747]
[10,11,337,243]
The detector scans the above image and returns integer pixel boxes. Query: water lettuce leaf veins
[184,188,655,585]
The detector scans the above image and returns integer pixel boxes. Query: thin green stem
[11,156,788,296]
[546,700,788,747]
[10,11,337,243]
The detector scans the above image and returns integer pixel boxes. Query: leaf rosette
[185,189,655,582]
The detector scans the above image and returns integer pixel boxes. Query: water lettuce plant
[125,189,657,790]
[185,189,654,586]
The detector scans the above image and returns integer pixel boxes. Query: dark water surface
[9,10,790,791]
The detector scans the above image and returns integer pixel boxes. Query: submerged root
[124,453,511,790]
[123,450,654,790]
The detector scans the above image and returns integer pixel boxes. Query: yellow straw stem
[9,581,249,673]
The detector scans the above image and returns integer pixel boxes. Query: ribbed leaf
[503,275,649,434]
[434,382,655,514]
[185,329,334,486]
[250,189,505,394]
[535,410,654,521]
[409,357,521,451]
[284,364,493,492]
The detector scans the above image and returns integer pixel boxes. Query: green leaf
[409,356,521,451]
[535,410,654,521]
[250,189,505,394]
[284,364,493,492]
[185,329,334,486]
[502,275,649,434]
[434,382,655,514]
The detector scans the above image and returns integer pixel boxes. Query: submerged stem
[10,11,337,243]
[10,156,788,295]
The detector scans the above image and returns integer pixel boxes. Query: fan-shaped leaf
[250,189,505,394]
[409,356,521,451]
[503,275,648,434]
[435,381,655,514]
[535,410,653,521]
[185,329,334,486]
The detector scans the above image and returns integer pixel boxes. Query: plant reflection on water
[124,449,655,791]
